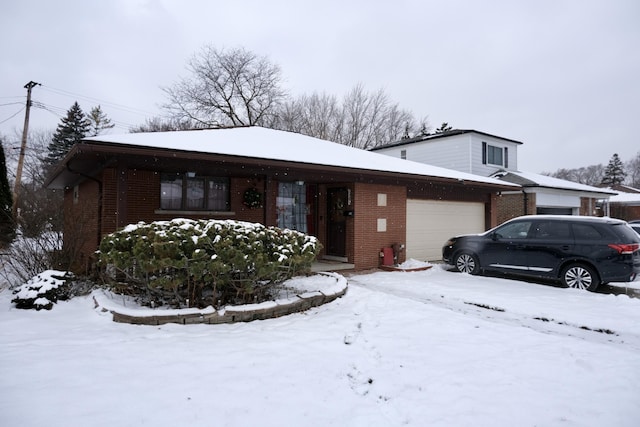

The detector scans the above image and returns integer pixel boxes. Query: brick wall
[580,197,599,216]
[74,168,274,264]
[610,204,640,221]
[100,168,270,231]
[495,191,536,224]
[352,183,406,269]
[63,179,101,272]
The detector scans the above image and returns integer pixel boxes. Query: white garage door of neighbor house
[406,199,485,262]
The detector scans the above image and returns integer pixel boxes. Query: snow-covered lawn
[1,265,639,426]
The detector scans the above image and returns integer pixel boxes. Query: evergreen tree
[601,153,627,186]
[0,140,15,246]
[87,105,115,136]
[435,122,453,133]
[46,102,90,165]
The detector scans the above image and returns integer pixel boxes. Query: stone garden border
[93,272,348,326]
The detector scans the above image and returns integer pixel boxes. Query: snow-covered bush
[12,270,74,310]
[98,219,321,308]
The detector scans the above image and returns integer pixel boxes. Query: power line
[30,101,136,131]
[39,84,158,117]
[0,107,25,125]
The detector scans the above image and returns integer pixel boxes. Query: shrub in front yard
[98,219,321,308]
[12,270,74,310]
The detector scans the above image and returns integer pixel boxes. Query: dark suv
[442,215,640,291]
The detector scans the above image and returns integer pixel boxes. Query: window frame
[160,172,231,212]
[482,142,508,167]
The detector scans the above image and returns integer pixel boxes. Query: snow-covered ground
[1,264,639,427]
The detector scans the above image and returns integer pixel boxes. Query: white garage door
[406,199,485,262]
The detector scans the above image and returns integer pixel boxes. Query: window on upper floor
[400,149,407,160]
[160,173,230,211]
[482,142,508,168]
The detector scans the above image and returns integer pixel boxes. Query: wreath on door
[243,187,263,209]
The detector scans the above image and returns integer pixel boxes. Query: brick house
[45,126,516,270]
[372,129,615,222]
[608,185,640,221]
[488,170,615,224]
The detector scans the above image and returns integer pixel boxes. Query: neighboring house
[45,126,517,269]
[372,129,522,176]
[372,129,614,223]
[488,170,615,224]
[607,185,640,221]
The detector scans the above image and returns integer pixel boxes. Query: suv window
[495,221,532,239]
[611,223,640,241]
[572,223,603,240]
[532,221,572,239]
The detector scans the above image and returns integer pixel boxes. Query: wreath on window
[243,187,263,209]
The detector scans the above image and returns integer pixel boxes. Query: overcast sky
[2,0,639,173]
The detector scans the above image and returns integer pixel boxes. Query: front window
[160,173,183,210]
[160,173,230,211]
[277,182,307,233]
[186,176,205,209]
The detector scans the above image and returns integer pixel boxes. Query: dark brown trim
[46,141,517,193]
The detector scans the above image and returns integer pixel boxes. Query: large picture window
[160,173,230,211]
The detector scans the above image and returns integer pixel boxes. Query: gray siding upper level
[374,132,519,176]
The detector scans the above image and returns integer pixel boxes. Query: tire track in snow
[347,278,640,352]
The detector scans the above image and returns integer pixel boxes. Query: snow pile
[396,258,432,269]
[11,270,73,310]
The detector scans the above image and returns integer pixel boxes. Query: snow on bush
[12,270,74,310]
[98,218,321,308]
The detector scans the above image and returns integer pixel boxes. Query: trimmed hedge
[98,219,321,308]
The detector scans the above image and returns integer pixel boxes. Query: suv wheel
[455,252,480,275]
[561,263,600,291]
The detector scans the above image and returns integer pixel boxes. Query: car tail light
[608,243,640,254]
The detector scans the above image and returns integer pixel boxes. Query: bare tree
[5,130,64,237]
[163,46,287,127]
[546,164,604,186]
[130,116,198,133]
[625,151,640,188]
[274,84,421,149]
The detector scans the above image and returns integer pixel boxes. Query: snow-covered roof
[372,129,524,151]
[492,170,615,196]
[84,126,519,188]
[609,191,640,204]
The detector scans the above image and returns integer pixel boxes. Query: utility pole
[12,80,40,219]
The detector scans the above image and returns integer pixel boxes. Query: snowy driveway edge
[92,272,348,325]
